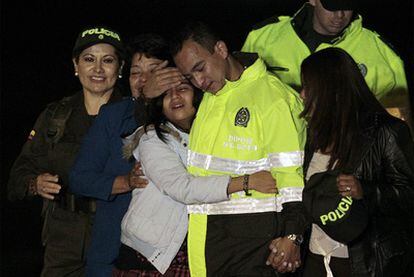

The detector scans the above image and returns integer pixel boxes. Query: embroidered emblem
[235,107,250,127]
[357,63,368,77]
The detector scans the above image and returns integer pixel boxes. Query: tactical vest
[45,96,74,145]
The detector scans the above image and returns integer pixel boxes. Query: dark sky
[1,0,413,275]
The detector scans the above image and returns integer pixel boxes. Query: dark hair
[170,21,221,57]
[125,33,171,73]
[144,84,204,142]
[73,49,124,65]
[131,34,172,121]
[300,47,387,170]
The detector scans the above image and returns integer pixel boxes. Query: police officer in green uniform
[7,26,126,277]
[242,0,412,130]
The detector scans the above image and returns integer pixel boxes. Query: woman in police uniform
[7,26,126,277]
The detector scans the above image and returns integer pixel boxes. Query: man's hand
[34,173,61,200]
[249,171,278,194]
[266,237,301,273]
[142,61,185,99]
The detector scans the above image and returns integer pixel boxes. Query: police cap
[303,169,369,244]
[320,0,358,11]
[72,25,126,59]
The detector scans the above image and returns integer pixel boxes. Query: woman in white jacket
[115,71,278,276]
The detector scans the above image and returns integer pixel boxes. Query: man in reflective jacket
[170,21,308,276]
[242,0,412,130]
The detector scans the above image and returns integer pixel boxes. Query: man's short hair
[170,21,221,56]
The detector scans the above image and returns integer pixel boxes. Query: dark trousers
[302,252,350,277]
[41,207,94,277]
[205,212,297,277]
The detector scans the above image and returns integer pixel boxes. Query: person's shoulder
[378,114,410,134]
[255,71,303,108]
[355,17,400,55]
[140,128,157,143]
[249,14,291,32]
[99,97,136,116]
[43,93,80,117]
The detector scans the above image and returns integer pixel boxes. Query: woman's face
[162,81,196,131]
[73,43,122,95]
[300,86,307,100]
[129,53,164,98]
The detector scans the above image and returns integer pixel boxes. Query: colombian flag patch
[28,130,36,140]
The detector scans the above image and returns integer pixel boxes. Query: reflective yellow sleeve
[264,94,306,202]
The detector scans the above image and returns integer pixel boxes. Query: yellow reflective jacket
[186,56,306,276]
[242,5,412,127]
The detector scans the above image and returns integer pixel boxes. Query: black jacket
[304,113,414,277]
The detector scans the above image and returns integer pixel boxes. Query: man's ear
[214,41,228,59]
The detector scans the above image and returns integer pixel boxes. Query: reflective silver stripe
[269,151,304,168]
[187,150,303,174]
[278,187,303,203]
[187,187,304,215]
[187,151,269,174]
[187,197,282,215]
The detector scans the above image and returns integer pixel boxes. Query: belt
[56,192,96,214]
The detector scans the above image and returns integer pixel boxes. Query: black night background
[1,0,413,275]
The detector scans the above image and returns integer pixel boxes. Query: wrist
[125,174,133,190]
[286,234,303,246]
[28,177,38,196]
[243,174,252,196]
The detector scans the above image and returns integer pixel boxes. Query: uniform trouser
[302,252,350,277]
[41,206,94,277]
[204,212,298,277]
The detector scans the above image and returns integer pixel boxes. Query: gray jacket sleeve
[138,132,230,204]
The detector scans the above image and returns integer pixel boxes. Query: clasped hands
[266,236,301,273]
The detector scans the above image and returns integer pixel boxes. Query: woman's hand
[127,162,148,189]
[249,171,278,194]
[142,61,185,99]
[112,162,148,194]
[337,174,363,199]
[32,173,61,200]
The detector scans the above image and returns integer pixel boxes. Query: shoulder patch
[252,15,281,30]
[27,130,36,140]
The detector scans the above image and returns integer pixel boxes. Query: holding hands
[267,237,301,273]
